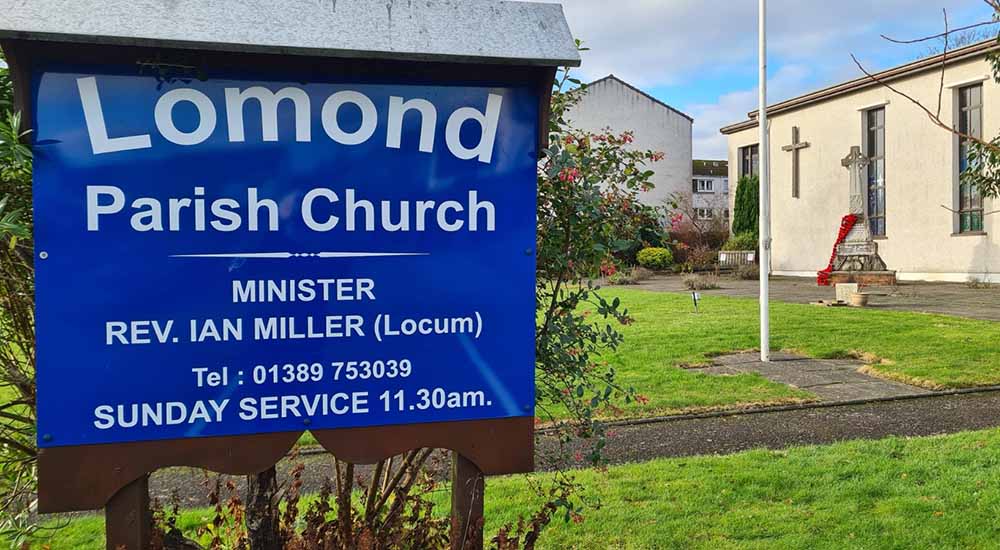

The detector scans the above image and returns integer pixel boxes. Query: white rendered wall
[568,78,693,210]
[692,174,729,210]
[726,55,999,281]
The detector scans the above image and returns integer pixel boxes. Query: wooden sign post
[0,1,580,548]
[451,454,486,549]
[106,477,153,550]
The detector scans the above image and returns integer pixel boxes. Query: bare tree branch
[940,204,1000,216]
[937,9,949,118]
[849,53,1000,156]
[378,448,434,537]
[880,19,997,44]
[363,459,387,523]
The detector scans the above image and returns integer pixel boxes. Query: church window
[739,144,759,178]
[958,84,983,233]
[864,108,886,237]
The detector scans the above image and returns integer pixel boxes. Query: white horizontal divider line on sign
[168,251,431,259]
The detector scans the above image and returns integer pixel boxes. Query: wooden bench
[719,250,757,268]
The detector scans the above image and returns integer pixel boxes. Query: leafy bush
[606,200,667,266]
[722,231,758,251]
[636,247,673,270]
[631,266,654,281]
[683,274,721,290]
[733,264,760,280]
[607,266,654,286]
[686,226,729,249]
[732,174,759,239]
[684,245,718,272]
[607,271,638,285]
[668,226,727,265]
[0,49,37,547]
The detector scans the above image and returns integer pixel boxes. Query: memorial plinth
[829,146,896,286]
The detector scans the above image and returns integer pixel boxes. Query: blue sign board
[32,63,538,447]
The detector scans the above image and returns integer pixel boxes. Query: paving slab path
[635,275,1000,321]
[700,351,932,401]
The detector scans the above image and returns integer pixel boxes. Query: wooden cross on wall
[781,126,810,198]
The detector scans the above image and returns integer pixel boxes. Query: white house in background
[721,39,1000,283]
[567,75,693,210]
[692,159,729,227]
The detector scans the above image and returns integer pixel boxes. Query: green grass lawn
[579,288,1000,418]
[29,427,1000,549]
[288,288,1000,444]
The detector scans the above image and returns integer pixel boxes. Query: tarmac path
[147,390,1000,508]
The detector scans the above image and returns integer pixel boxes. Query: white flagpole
[758,0,771,362]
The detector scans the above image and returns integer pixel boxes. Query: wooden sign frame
[5,39,553,549]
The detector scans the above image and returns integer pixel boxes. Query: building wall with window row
[692,160,729,225]
[722,42,999,283]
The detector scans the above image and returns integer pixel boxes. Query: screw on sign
[2,1,581,548]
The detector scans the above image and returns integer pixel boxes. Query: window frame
[695,178,715,193]
[957,83,984,234]
[863,107,886,237]
[738,144,759,179]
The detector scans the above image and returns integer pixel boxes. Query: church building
[721,39,999,283]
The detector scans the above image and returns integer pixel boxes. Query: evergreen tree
[731,174,759,239]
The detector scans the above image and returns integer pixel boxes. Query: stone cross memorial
[830,146,896,285]
[843,146,871,229]
[0,1,578,548]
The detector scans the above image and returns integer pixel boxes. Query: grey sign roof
[0,0,580,67]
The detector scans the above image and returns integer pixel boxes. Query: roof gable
[585,75,693,122]
[720,38,1000,134]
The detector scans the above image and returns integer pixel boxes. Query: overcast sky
[532,0,997,159]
